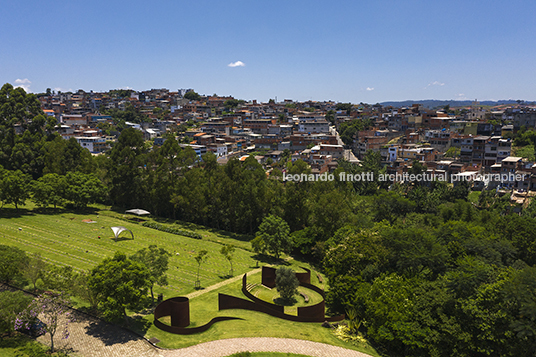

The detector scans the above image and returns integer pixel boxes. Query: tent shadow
[111,237,134,242]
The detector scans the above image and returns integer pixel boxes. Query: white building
[75,137,108,153]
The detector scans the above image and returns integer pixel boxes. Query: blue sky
[2,0,535,103]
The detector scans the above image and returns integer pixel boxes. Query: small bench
[300,291,309,303]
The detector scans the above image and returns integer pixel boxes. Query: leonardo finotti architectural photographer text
[283,171,527,184]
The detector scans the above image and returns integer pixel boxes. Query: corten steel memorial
[153,266,343,335]
[219,267,344,323]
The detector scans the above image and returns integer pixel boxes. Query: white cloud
[14,78,32,93]
[228,61,245,67]
[366,87,375,91]
[425,81,445,89]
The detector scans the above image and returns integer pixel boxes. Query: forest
[1,83,536,357]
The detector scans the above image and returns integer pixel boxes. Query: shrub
[142,222,202,239]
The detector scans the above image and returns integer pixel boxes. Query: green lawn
[0,334,68,357]
[0,205,258,298]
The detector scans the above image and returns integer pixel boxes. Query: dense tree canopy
[0,245,29,284]
[275,267,299,301]
[255,215,292,259]
[88,252,150,324]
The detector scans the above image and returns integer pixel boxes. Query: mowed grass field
[0,205,257,297]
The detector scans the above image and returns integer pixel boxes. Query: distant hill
[378,99,530,109]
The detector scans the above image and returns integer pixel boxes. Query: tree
[224,99,240,109]
[63,171,107,208]
[256,215,292,259]
[15,292,72,353]
[0,169,31,209]
[444,146,461,158]
[24,252,47,290]
[184,91,201,101]
[130,245,171,303]
[41,265,78,295]
[107,128,145,208]
[31,173,65,209]
[0,245,28,284]
[194,250,208,288]
[88,252,150,325]
[275,267,299,301]
[220,244,236,276]
[0,291,32,335]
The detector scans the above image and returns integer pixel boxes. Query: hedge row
[142,222,202,239]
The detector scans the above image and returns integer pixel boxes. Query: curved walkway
[162,337,371,357]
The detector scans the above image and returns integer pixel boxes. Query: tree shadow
[84,320,139,346]
[0,334,32,349]
[273,296,298,306]
[111,236,134,242]
[63,205,101,215]
[128,315,152,335]
[0,207,35,219]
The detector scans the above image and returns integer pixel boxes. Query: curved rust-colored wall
[219,293,344,323]
[154,297,190,327]
[154,296,242,335]
[154,315,242,335]
[261,266,277,288]
[298,300,325,320]
[295,267,311,285]
[263,266,311,286]
[170,297,190,327]
[234,272,344,323]
[242,274,284,313]
[300,282,325,298]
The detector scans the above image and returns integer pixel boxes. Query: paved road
[162,337,371,357]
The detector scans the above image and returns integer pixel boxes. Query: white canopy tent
[125,209,150,216]
[110,226,134,240]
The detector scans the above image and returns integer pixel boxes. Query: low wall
[227,272,344,323]
[261,266,277,288]
[154,315,242,335]
[154,296,242,334]
[295,267,311,285]
[154,297,190,327]
[242,274,284,313]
